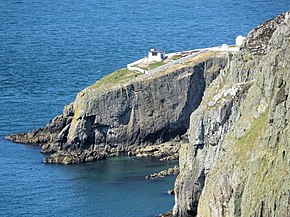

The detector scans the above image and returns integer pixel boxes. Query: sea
[0,0,289,216]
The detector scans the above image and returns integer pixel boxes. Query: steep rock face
[173,12,290,216]
[5,102,74,147]
[6,52,227,164]
[67,57,226,149]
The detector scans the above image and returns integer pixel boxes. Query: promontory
[6,11,290,217]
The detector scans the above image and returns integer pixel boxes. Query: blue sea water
[0,0,289,216]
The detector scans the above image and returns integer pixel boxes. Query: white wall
[236,35,246,47]
[148,52,163,62]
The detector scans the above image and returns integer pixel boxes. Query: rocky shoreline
[6,11,290,217]
[145,165,179,180]
[6,49,228,165]
[132,138,184,161]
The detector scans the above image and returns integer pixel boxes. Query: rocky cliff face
[173,12,290,217]
[6,52,227,164]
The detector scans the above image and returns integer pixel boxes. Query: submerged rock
[168,189,175,195]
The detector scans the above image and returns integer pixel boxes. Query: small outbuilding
[148,48,165,62]
[221,44,229,50]
[236,35,246,47]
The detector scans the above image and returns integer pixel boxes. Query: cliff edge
[6,11,289,217]
[173,11,290,217]
[6,50,227,164]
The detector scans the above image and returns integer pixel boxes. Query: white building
[148,48,165,62]
[221,44,229,50]
[236,35,246,47]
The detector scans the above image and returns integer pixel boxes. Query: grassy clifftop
[89,68,143,90]
[88,51,224,92]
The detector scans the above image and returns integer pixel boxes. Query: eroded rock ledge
[6,50,228,164]
[145,165,179,180]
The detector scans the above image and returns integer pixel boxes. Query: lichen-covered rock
[6,51,227,164]
[173,11,290,217]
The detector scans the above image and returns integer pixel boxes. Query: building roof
[149,48,165,53]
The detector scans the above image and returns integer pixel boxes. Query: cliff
[6,51,228,164]
[6,11,289,216]
[173,11,290,217]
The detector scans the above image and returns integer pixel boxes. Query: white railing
[127,58,148,73]
[146,49,208,74]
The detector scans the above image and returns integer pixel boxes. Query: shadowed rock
[6,51,228,164]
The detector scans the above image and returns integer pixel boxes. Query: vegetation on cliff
[89,68,143,90]
[6,49,228,165]
[173,11,290,217]
[6,9,289,217]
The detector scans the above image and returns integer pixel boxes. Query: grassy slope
[139,61,167,71]
[89,68,143,90]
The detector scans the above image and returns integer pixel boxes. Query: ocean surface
[0,0,289,216]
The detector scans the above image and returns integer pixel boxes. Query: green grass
[89,68,143,89]
[232,108,269,170]
[171,55,182,61]
[140,61,166,71]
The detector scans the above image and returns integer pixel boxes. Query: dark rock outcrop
[6,51,228,164]
[173,11,290,217]
[145,165,179,180]
[7,105,73,147]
